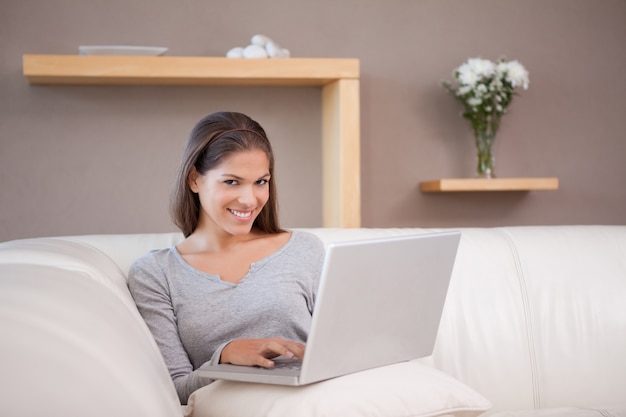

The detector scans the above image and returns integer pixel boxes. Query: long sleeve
[128,258,218,404]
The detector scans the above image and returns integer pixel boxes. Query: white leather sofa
[1,226,625,417]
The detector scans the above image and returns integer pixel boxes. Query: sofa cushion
[429,226,626,410]
[184,359,491,417]
[498,226,626,408]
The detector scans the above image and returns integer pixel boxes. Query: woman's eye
[224,179,238,185]
[256,179,269,185]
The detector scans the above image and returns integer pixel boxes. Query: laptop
[199,230,461,386]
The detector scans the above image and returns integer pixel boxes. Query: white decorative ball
[243,44,268,59]
[251,34,272,47]
[265,40,281,58]
[226,47,245,58]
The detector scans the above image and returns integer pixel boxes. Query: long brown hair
[171,111,283,237]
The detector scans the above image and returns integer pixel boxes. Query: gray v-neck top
[127,230,325,404]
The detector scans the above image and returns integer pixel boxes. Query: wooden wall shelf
[23,54,361,228]
[22,55,359,86]
[420,177,559,192]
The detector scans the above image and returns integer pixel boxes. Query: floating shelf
[22,54,359,86]
[22,54,361,228]
[420,177,559,192]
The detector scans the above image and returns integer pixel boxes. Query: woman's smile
[229,208,254,220]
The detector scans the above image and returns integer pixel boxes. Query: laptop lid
[199,231,461,385]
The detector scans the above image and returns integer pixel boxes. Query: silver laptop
[199,231,461,386]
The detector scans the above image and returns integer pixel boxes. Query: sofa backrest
[431,226,626,410]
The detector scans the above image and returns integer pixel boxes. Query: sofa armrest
[0,264,182,416]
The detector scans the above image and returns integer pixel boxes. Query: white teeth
[230,209,252,218]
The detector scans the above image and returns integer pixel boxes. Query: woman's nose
[237,186,256,205]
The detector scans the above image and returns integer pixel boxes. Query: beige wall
[1,0,625,241]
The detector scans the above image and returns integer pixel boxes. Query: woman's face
[189,149,271,237]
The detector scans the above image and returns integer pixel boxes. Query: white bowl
[78,45,168,56]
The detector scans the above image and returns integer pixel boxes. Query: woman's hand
[219,338,305,368]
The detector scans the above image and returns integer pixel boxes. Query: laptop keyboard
[270,358,302,370]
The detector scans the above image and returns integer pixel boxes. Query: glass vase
[475,128,495,178]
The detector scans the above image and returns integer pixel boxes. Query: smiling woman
[127,111,326,405]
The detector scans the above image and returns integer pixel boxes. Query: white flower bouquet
[442,57,529,177]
